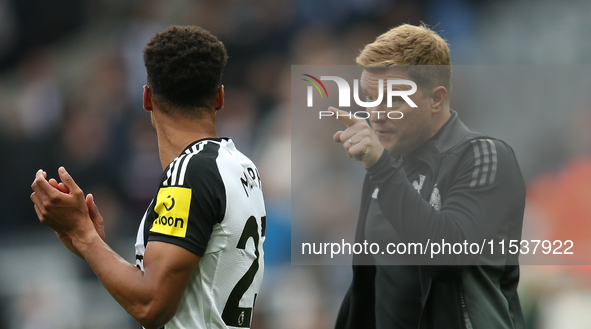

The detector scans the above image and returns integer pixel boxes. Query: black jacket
[335,111,526,329]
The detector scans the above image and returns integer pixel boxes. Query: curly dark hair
[143,25,228,117]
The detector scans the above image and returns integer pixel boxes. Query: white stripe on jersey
[164,141,208,187]
[170,155,183,186]
[163,158,178,187]
[178,142,206,186]
[185,143,198,155]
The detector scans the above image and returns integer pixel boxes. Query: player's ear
[430,86,447,114]
[143,85,153,112]
[214,85,224,112]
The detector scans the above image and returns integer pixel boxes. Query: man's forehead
[360,67,412,91]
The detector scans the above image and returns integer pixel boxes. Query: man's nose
[369,105,388,123]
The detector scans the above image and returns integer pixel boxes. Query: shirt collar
[181,137,229,154]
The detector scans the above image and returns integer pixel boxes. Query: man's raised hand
[31,167,104,258]
[55,193,106,259]
[329,106,384,168]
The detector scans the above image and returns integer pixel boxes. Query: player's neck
[154,112,218,170]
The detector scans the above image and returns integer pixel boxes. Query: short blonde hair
[356,23,451,93]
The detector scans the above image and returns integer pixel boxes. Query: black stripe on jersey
[469,139,498,187]
[148,140,227,256]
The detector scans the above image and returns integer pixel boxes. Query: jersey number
[222,215,266,327]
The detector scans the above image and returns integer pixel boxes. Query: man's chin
[379,140,398,155]
[383,141,407,155]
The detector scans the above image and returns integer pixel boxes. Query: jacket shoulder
[447,135,524,191]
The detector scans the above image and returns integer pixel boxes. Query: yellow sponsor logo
[151,187,192,238]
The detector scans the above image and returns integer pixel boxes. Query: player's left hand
[329,106,384,168]
[31,167,95,241]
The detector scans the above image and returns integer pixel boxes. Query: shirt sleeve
[367,138,526,265]
[148,152,226,257]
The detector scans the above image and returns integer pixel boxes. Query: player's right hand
[54,193,106,259]
[47,175,106,239]
[46,175,106,258]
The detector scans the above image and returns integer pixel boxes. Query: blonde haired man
[331,24,525,329]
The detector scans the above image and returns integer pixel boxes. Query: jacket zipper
[459,283,473,329]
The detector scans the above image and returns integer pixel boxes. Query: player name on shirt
[241,167,261,197]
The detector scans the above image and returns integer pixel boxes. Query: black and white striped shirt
[135,138,266,329]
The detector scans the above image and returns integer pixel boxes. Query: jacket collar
[405,110,473,170]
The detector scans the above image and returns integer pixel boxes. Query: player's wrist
[71,225,102,254]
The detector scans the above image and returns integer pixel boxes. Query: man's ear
[143,85,153,112]
[214,85,225,112]
[430,86,447,113]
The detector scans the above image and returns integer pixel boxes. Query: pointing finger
[333,131,343,143]
[328,106,363,128]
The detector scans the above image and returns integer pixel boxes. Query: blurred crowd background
[0,0,590,328]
